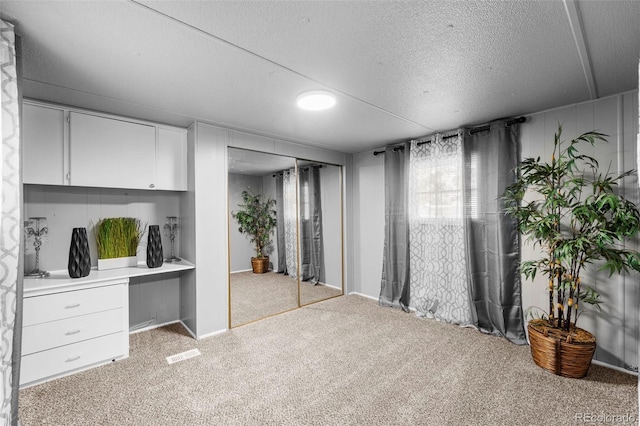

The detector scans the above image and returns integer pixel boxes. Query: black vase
[68,227,91,278]
[146,225,163,268]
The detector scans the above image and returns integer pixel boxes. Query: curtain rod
[373,116,527,155]
[468,116,526,135]
[373,133,458,154]
[416,133,458,146]
[373,146,404,156]
[272,164,322,177]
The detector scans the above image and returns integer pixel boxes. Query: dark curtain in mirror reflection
[275,166,324,284]
[298,166,324,284]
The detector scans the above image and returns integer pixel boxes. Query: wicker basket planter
[251,256,269,274]
[528,320,596,379]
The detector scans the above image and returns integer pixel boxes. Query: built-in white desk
[24,260,195,296]
[20,260,195,387]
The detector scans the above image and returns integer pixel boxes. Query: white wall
[23,186,183,271]
[186,122,229,338]
[351,150,385,299]
[179,123,197,335]
[129,273,180,329]
[350,90,639,370]
[23,185,184,329]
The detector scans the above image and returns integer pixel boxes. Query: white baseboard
[231,269,279,274]
[591,359,638,376]
[348,291,378,301]
[129,319,181,334]
[195,327,228,340]
[176,320,227,340]
[311,281,342,291]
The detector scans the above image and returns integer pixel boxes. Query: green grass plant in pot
[503,125,640,378]
[232,189,277,274]
[94,217,145,269]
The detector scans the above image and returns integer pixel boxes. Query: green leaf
[578,286,602,308]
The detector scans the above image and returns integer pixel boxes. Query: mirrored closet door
[228,148,298,327]
[228,148,343,328]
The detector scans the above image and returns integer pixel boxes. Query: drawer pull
[65,329,81,336]
[65,354,82,362]
[65,303,81,309]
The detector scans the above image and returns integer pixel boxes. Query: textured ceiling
[1,0,638,154]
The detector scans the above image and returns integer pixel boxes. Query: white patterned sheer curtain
[283,169,298,280]
[409,131,472,325]
[0,18,22,426]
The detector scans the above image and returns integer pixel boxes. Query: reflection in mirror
[297,161,343,305]
[228,148,298,327]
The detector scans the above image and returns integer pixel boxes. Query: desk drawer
[22,308,124,355]
[20,332,125,386]
[23,283,124,326]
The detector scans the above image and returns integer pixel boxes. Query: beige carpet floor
[19,295,637,426]
[230,271,342,327]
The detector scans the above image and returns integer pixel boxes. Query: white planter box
[97,256,137,271]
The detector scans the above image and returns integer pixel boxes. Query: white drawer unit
[23,284,124,326]
[20,333,125,385]
[21,308,124,355]
[20,279,129,387]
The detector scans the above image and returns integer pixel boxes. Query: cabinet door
[69,112,156,189]
[156,128,187,191]
[23,103,66,185]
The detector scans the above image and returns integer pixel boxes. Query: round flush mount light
[296,90,336,111]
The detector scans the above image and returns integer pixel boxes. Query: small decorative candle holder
[163,216,181,262]
[25,217,50,277]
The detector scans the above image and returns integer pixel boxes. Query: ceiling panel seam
[129,0,434,132]
[563,0,598,99]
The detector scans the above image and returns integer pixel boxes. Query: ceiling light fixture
[296,90,336,111]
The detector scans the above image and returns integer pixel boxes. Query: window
[411,136,464,220]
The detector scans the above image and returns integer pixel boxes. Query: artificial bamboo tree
[232,189,277,272]
[503,126,640,333]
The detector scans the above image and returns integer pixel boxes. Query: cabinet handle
[65,354,81,362]
[149,183,155,188]
[65,303,81,309]
[65,329,81,336]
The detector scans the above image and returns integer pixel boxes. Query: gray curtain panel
[1,19,23,426]
[463,120,526,344]
[299,166,324,284]
[274,173,285,273]
[379,142,411,312]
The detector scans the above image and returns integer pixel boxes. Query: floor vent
[166,349,202,365]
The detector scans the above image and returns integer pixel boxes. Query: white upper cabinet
[21,101,188,191]
[156,128,187,191]
[70,112,156,189]
[22,103,67,185]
